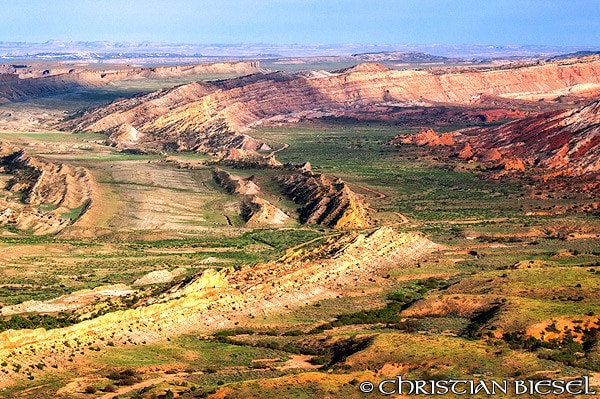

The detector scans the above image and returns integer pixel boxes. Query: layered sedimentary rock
[0,227,439,373]
[276,172,371,229]
[464,99,600,176]
[213,168,289,227]
[212,168,261,195]
[394,99,600,190]
[242,195,290,227]
[0,61,261,103]
[0,146,93,233]
[65,56,600,154]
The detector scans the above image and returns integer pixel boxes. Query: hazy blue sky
[1,0,599,46]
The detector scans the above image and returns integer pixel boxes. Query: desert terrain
[0,50,599,399]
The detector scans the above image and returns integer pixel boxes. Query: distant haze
[1,0,599,47]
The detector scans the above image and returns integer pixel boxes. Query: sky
[1,0,599,47]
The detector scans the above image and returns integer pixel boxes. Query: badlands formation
[65,56,600,154]
[393,99,600,190]
[0,145,93,234]
[0,53,599,398]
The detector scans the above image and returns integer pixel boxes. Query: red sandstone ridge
[395,128,455,146]
[390,98,600,190]
[467,99,600,177]
[64,57,600,154]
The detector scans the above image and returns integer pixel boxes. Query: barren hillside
[64,56,600,155]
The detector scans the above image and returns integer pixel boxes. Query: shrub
[84,386,97,394]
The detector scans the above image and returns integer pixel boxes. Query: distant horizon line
[1,41,598,60]
[1,40,599,48]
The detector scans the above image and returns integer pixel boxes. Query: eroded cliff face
[65,57,600,153]
[0,145,93,234]
[469,99,600,176]
[392,99,600,191]
[276,172,371,229]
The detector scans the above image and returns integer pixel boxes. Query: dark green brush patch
[309,278,450,333]
[0,313,79,332]
[502,324,600,371]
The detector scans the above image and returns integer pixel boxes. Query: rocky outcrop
[468,99,600,176]
[395,128,455,146]
[212,168,261,195]
[65,57,600,153]
[0,145,93,233]
[0,227,439,371]
[449,99,600,186]
[1,148,92,211]
[242,195,290,227]
[276,172,371,229]
[395,99,600,190]
[213,168,289,227]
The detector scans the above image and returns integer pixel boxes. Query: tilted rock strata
[1,148,92,212]
[212,168,261,195]
[65,57,600,152]
[0,227,439,375]
[212,168,289,226]
[242,195,290,227]
[393,99,600,189]
[466,99,600,176]
[276,172,371,229]
[0,146,93,233]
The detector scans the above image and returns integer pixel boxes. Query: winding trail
[393,211,409,225]
[265,143,289,159]
[354,183,386,199]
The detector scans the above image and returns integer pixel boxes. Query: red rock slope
[65,57,600,152]
[467,99,600,177]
